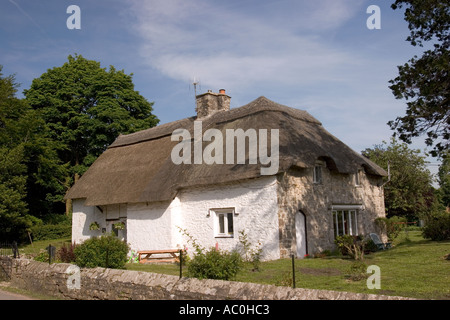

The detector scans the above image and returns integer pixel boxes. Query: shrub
[187,247,242,280]
[238,230,263,271]
[335,235,365,261]
[74,233,129,269]
[375,216,407,242]
[364,239,379,253]
[34,250,49,263]
[58,242,77,263]
[178,227,243,280]
[347,261,368,281]
[31,224,72,241]
[42,213,71,225]
[422,212,450,241]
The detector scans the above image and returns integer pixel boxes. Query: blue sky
[0,0,440,176]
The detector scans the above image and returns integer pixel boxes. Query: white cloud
[128,0,365,90]
[125,0,430,157]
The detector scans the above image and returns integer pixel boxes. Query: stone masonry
[277,167,386,258]
[3,258,411,300]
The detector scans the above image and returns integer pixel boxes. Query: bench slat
[137,249,181,264]
[138,249,179,254]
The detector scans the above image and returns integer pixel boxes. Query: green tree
[0,65,67,220]
[24,54,159,214]
[437,151,450,208]
[388,0,449,157]
[362,138,436,220]
[0,145,32,241]
[0,66,44,241]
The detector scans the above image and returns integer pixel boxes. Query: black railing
[0,241,19,258]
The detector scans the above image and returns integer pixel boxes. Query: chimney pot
[195,89,231,118]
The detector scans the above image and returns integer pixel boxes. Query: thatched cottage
[66,90,387,260]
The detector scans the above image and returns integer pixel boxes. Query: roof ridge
[215,96,321,126]
[110,96,320,148]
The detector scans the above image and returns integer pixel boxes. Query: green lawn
[125,231,450,300]
[18,237,72,257]
[16,232,449,299]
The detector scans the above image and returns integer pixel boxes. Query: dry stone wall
[3,259,411,300]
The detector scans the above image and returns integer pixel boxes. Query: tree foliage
[24,54,159,215]
[24,54,159,178]
[362,138,437,220]
[1,55,159,239]
[437,151,450,208]
[0,66,43,241]
[388,0,449,157]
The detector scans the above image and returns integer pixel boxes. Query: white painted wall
[72,199,104,244]
[176,176,280,261]
[126,201,173,252]
[73,176,280,261]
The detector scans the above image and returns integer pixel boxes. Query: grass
[17,237,72,257]
[0,282,64,300]
[13,231,449,299]
[1,237,73,300]
[125,231,450,300]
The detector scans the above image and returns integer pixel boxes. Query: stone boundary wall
[3,258,411,300]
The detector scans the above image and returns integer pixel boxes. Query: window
[313,165,322,184]
[313,160,325,184]
[332,210,358,238]
[212,208,235,237]
[354,169,363,186]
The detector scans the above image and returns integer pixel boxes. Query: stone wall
[3,259,410,300]
[0,256,12,281]
[277,166,386,258]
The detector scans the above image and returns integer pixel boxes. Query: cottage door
[295,211,307,258]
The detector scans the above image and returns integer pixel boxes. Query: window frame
[211,208,235,238]
[354,169,363,186]
[313,160,325,184]
[332,209,359,238]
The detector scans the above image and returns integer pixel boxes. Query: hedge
[31,224,72,241]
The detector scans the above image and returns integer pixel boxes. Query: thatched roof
[65,96,387,206]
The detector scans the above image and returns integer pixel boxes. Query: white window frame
[332,209,359,238]
[354,169,363,186]
[211,208,235,238]
[313,160,325,184]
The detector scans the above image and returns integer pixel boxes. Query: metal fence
[0,242,19,258]
[0,242,19,281]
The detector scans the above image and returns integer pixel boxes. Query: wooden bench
[137,249,180,264]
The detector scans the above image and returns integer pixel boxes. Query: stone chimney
[196,89,231,119]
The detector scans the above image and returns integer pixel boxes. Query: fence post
[46,244,56,265]
[179,249,183,279]
[291,254,296,289]
[12,241,18,259]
